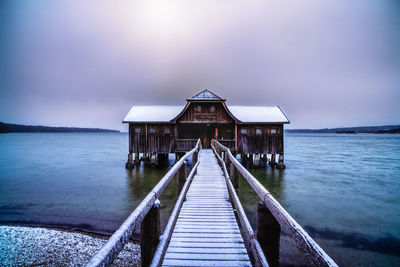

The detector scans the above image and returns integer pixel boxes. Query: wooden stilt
[257,201,281,267]
[141,199,161,267]
[134,153,140,165]
[150,153,157,167]
[254,154,261,168]
[277,154,285,169]
[126,153,134,169]
[249,154,254,167]
[270,154,276,167]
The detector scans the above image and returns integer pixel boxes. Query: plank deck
[162,149,251,267]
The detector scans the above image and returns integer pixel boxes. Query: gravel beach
[0,225,140,266]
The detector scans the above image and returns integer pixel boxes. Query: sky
[0,0,399,131]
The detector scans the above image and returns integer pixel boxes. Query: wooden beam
[234,124,238,151]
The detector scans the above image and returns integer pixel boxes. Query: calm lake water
[0,133,399,266]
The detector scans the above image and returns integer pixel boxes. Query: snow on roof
[123,105,289,123]
[123,106,184,123]
[228,106,289,123]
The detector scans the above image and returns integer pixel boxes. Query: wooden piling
[257,201,281,267]
[270,154,276,167]
[126,153,134,169]
[141,199,161,267]
[277,154,285,169]
[134,153,140,165]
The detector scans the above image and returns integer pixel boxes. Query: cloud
[1,0,399,130]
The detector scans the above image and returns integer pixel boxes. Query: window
[149,128,156,134]
[164,127,171,134]
[197,105,202,112]
[270,129,277,134]
[240,128,248,134]
[210,105,215,112]
[256,128,262,135]
[135,128,141,133]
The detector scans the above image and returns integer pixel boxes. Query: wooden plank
[168,242,246,248]
[166,247,248,254]
[162,259,252,267]
[172,233,242,238]
[164,252,250,261]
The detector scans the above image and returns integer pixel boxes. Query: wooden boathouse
[123,90,290,169]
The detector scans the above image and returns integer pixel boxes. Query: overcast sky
[1,0,399,131]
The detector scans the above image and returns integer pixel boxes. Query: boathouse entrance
[177,124,218,148]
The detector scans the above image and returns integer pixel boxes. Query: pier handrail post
[258,201,281,267]
[229,162,239,191]
[177,160,187,193]
[141,199,161,267]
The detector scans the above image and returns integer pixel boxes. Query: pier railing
[86,139,201,267]
[211,139,338,267]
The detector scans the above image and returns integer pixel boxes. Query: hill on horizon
[0,122,120,133]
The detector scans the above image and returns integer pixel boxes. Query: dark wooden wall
[237,125,284,154]
[130,124,175,154]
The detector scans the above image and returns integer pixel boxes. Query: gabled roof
[187,89,226,101]
[123,105,290,124]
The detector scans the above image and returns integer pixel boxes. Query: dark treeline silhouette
[287,125,400,134]
[0,122,119,133]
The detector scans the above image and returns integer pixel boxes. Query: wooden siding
[238,125,284,154]
[177,102,234,124]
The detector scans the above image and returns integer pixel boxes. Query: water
[0,133,399,266]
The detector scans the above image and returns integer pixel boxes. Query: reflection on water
[0,133,399,266]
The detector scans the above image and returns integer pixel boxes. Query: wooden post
[193,150,198,165]
[230,163,239,191]
[234,124,238,151]
[249,154,254,168]
[277,154,285,169]
[254,154,261,168]
[177,160,187,193]
[126,125,135,169]
[141,199,161,267]
[257,201,280,267]
[135,152,140,165]
[270,154,276,167]
[224,151,230,168]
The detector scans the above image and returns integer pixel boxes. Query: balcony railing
[175,139,198,152]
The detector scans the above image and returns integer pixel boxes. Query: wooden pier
[162,149,251,266]
[86,139,337,267]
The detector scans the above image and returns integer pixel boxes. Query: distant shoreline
[286,124,400,134]
[0,122,119,133]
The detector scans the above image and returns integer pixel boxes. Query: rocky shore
[0,225,140,266]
